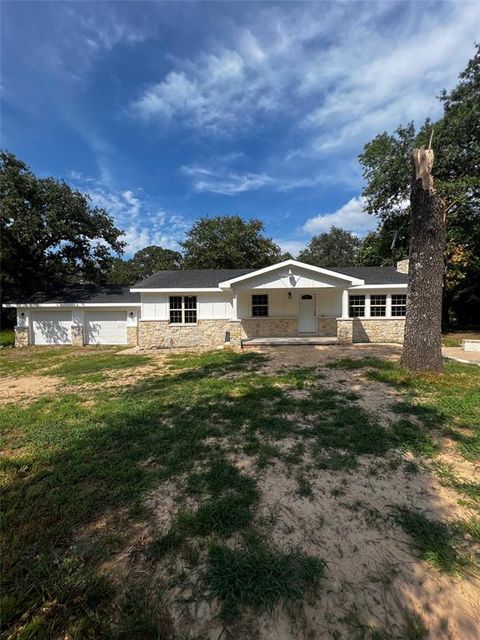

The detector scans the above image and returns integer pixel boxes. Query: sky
[2,1,479,257]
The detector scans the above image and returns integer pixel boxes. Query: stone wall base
[318,317,337,337]
[14,326,29,348]
[127,326,138,347]
[138,320,241,349]
[352,318,405,343]
[241,318,298,338]
[337,319,353,344]
[71,325,84,346]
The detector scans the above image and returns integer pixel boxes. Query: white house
[7,259,409,348]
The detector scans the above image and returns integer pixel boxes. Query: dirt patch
[0,375,61,404]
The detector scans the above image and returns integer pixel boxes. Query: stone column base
[127,326,138,347]
[14,326,29,347]
[71,325,84,346]
[336,319,353,344]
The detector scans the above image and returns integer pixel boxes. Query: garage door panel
[85,311,127,345]
[32,311,72,345]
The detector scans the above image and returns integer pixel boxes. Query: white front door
[298,294,316,333]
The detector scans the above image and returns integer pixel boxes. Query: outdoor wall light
[20,312,25,317]
[129,312,134,317]
[288,292,292,299]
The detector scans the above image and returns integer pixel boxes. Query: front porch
[242,335,339,346]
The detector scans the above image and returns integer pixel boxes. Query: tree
[356,213,410,267]
[0,151,124,323]
[298,226,361,267]
[401,147,445,373]
[358,44,480,327]
[107,245,182,284]
[181,215,283,269]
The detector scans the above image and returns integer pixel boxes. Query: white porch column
[341,289,349,319]
[232,290,239,320]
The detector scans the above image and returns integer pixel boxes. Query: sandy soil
[0,375,62,403]
[79,345,479,640]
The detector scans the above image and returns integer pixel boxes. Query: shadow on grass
[1,350,478,637]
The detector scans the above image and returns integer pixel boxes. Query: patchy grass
[1,346,478,637]
[392,506,472,574]
[442,331,480,348]
[329,357,480,463]
[207,536,325,621]
[0,328,14,347]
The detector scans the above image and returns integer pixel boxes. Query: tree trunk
[401,148,445,373]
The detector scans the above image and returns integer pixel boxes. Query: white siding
[234,265,347,290]
[237,290,341,319]
[141,292,233,321]
[316,289,342,318]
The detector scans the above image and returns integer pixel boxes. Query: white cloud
[131,1,479,153]
[70,175,188,256]
[273,238,306,257]
[302,197,377,236]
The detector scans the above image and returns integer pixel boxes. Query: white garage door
[85,310,127,345]
[31,310,72,345]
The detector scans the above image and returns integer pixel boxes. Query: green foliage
[107,245,183,285]
[0,151,124,313]
[358,44,480,326]
[297,225,361,267]
[180,215,283,269]
[207,537,325,620]
[0,328,14,346]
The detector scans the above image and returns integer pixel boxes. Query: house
[7,259,409,348]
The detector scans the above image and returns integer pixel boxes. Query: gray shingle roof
[133,266,408,288]
[10,285,140,305]
[330,267,409,285]
[132,269,256,289]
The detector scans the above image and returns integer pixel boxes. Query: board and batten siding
[140,292,233,321]
[237,289,342,319]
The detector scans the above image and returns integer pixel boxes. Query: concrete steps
[242,336,339,346]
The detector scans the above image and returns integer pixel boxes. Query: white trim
[5,303,141,308]
[218,259,364,288]
[130,287,221,293]
[348,284,407,290]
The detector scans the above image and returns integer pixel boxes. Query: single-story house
[7,259,410,349]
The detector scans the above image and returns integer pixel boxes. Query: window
[391,294,407,317]
[252,294,268,317]
[349,295,365,317]
[370,294,386,317]
[169,296,197,324]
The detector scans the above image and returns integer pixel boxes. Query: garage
[31,310,72,345]
[85,310,127,345]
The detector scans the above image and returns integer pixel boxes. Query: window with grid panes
[391,294,407,316]
[252,294,268,317]
[370,294,386,317]
[169,296,197,323]
[349,295,365,317]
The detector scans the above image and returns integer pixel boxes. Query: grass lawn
[442,330,480,348]
[0,328,14,347]
[0,345,479,639]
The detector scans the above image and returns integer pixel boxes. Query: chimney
[396,259,409,274]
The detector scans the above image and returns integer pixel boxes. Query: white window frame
[370,294,387,317]
[169,295,197,325]
[391,294,407,317]
[252,294,269,317]
[349,295,365,318]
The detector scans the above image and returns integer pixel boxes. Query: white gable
[219,260,363,290]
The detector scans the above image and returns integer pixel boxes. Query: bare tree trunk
[401,147,445,373]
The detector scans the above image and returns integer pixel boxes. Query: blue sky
[2,1,479,257]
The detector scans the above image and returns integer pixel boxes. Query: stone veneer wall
[14,326,29,347]
[317,317,337,337]
[138,320,241,349]
[71,325,84,346]
[127,326,138,347]
[352,318,405,343]
[336,319,353,344]
[240,318,297,338]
